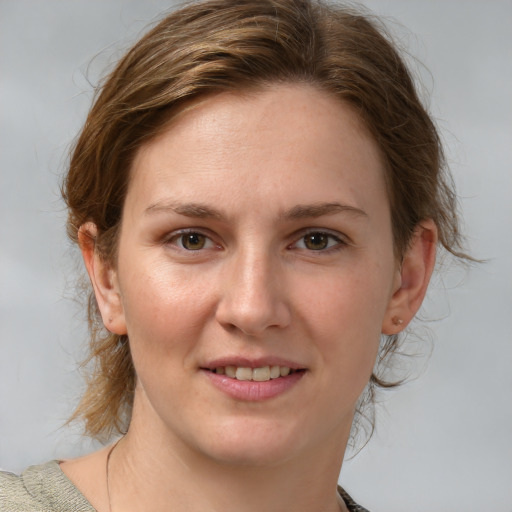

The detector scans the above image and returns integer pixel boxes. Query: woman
[0,0,470,510]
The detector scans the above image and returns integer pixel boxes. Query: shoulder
[0,461,95,512]
[0,463,52,512]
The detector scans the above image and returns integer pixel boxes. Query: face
[106,84,401,466]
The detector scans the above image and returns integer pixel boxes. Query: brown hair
[63,0,469,440]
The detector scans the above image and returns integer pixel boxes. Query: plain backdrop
[1,1,511,511]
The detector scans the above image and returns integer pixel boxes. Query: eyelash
[164,229,219,251]
[163,229,348,253]
[289,230,347,252]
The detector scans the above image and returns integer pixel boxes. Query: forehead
[127,84,388,220]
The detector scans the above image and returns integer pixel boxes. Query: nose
[215,248,291,336]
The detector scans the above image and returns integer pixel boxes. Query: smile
[202,363,306,401]
[209,365,301,381]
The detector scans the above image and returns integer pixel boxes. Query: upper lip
[201,356,306,371]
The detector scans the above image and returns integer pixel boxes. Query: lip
[200,355,307,401]
[202,368,306,401]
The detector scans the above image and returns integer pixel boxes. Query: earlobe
[382,219,438,335]
[78,223,127,335]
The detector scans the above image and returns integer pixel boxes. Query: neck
[107,396,351,512]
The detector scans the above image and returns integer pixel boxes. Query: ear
[382,219,438,335]
[78,222,127,335]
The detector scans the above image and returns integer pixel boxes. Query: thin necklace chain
[105,438,122,512]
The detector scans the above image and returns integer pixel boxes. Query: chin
[194,419,304,468]
[203,442,295,468]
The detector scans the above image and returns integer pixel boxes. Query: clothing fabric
[0,462,93,512]
[0,461,370,512]
[337,486,370,512]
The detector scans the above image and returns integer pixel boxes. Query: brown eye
[180,233,207,250]
[303,233,329,250]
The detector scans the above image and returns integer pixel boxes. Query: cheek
[301,263,392,333]
[299,261,393,370]
[118,261,214,366]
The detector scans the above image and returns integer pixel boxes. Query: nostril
[215,299,291,336]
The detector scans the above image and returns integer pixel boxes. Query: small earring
[392,316,404,326]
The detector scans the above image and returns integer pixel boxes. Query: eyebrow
[145,202,224,219]
[282,202,368,220]
[144,201,367,220]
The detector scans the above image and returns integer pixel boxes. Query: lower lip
[202,370,305,401]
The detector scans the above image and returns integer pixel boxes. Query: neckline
[20,461,367,512]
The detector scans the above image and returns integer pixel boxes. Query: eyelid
[289,228,350,251]
[161,227,350,252]
[163,228,221,250]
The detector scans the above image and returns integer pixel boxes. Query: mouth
[203,365,305,382]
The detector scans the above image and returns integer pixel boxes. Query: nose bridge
[216,243,290,335]
[238,246,273,305]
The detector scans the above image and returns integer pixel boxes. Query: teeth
[235,367,253,381]
[212,365,294,381]
[252,366,270,381]
[270,365,281,379]
[280,366,290,377]
[225,366,236,378]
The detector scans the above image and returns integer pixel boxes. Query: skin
[62,84,437,512]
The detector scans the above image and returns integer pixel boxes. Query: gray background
[1,1,511,510]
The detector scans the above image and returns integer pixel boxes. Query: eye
[293,231,344,251]
[169,231,216,251]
